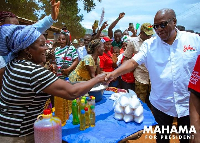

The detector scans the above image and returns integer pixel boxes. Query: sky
[78,0,200,34]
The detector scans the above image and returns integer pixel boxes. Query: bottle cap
[81,99,85,103]
[43,109,51,115]
[72,99,77,103]
[84,107,88,111]
[92,96,95,100]
[81,109,85,114]
[82,96,86,100]
[90,105,95,110]
[87,98,91,101]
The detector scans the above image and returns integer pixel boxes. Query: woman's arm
[62,58,79,76]
[86,65,96,78]
[43,73,106,100]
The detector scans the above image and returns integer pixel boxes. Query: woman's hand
[51,0,60,21]
[61,68,70,76]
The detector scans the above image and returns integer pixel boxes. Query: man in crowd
[77,34,92,60]
[123,23,154,107]
[105,8,200,143]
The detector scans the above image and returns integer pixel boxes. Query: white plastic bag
[134,114,144,123]
[133,105,143,116]
[123,114,134,123]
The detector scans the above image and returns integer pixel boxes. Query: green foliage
[0,0,39,20]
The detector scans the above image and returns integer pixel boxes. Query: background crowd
[0,1,200,143]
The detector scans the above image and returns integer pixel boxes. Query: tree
[0,0,102,40]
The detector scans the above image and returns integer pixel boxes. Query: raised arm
[92,21,108,40]
[108,12,125,39]
[33,0,60,34]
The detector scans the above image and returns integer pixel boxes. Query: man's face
[153,12,176,42]
[84,35,92,48]
[114,32,122,43]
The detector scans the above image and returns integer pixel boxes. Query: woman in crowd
[0,1,106,142]
[69,39,104,82]
[54,29,79,79]
[99,37,118,87]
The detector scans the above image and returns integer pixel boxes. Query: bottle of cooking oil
[72,99,79,125]
[79,99,85,115]
[90,105,95,127]
[80,109,86,131]
[84,107,90,128]
[54,96,67,126]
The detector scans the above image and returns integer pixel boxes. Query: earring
[27,53,33,60]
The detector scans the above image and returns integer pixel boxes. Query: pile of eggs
[113,90,144,123]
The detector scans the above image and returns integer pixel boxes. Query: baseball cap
[101,36,113,43]
[140,23,154,36]
[72,39,78,44]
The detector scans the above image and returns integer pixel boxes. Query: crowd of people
[0,1,200,143]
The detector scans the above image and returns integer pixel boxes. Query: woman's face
[97,42,105,56]
[104,41,112,51]
[29,35,48,64]
[58,34,70,48]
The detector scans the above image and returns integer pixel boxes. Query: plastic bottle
[80,109,86,131]
[79,99,85,115]
[54,96,67,126]
[90,105,95,127]
[91,96,95,107]
[34,109,62,143]
[65,77,71,119]
[72,99,79,125]
[84,107,90,128]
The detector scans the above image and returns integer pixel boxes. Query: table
[62,90,157,143]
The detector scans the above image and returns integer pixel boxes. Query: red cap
[84,107,88,111]
[43,109,51,115]
[102,36,113,42]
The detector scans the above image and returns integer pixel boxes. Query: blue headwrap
[0,24,41,62]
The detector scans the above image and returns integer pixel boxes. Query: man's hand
[118,12,125,19]
[51,0,60,21]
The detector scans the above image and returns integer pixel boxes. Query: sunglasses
[153,19,172,30]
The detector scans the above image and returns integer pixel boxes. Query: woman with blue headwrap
[0,1,106,143]
[0,0,61,92]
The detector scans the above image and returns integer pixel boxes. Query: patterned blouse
[69,54,100,82]
[54,45,78,79]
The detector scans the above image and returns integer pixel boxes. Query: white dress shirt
[77,46,87,60]
[133,30,200,117]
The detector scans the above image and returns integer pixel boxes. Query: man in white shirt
[105,8,200,143]
[77,34,92,60]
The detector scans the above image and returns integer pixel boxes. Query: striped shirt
[55,45,78,79]
[0,59,58,137]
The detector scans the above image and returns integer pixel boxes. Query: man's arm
[108,12,125,39]
[105,58,138,83]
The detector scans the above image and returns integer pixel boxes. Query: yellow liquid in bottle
[54,96,67,126]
